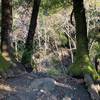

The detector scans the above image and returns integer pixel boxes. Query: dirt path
[0,72,91,100]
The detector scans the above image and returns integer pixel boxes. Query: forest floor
[0,71,91,100]
[0,48,92,100]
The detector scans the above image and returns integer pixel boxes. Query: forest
[0,0,100,100]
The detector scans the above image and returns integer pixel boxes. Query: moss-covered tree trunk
[1,0,14,61]
[68,0,98,79]
[0,0,15,73]
[21,0,41,72]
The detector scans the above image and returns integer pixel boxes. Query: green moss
[82,66,99,80]
[68,64,81,76]
[68,64,99,80]
[98,70,100,75]
[68,54,99,80]
[0,53,10,72]
[21,49,33,64]
[47,67,61,76]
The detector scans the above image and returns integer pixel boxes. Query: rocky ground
[0,71,91,100]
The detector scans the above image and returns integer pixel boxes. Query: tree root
[84,74,100,100]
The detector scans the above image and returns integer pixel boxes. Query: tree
[21,0,41,72]
[68,1,100,98]
[1,0,13,61]
[68,0,99,79]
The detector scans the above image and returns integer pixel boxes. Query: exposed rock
[6,89,57,100]
[6,94,21,100]
[63,96,71,100]
[0,72,8,79]
[1,73,91,100]
[4,62,26,79]
[32,89,57,100]
[84,74,100,100]
[0,94,6,100]
[29,78,56,92]
[6,69,15,78]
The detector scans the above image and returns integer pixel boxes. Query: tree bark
[21,0,41,72]
[1,0,14,61]
[68,0,100,99]
[73,0,89,60]
[68,0,98,79]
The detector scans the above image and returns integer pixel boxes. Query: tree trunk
[68,0,98,80]
[1,0,13,61]
[68,1,100,99]
[21,0,41,72]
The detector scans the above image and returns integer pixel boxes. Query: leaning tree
[21,0,41,72]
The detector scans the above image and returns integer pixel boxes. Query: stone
[0,94,5,100]
[29,78,56,92]
[63,96,71,100]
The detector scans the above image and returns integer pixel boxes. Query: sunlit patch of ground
[0,84,16,92]
[2,52,11,61]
